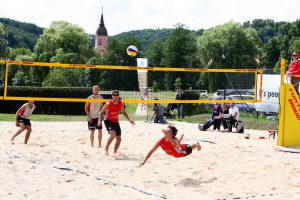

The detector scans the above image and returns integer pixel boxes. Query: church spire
[95,5,108,56]
[100,6,105,26]
[96,6,108,36]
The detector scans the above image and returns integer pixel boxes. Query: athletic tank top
[87,94,103,118]
[19,103,36,119]
[106,100,123,123]
[158,137,186,158]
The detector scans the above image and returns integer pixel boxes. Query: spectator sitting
[198,103,221,131]
[219,103,229,130]
[228,102,239,132]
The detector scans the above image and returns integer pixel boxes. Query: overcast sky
[1,0,299,36]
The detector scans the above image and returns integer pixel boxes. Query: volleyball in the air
[127,45,138,57]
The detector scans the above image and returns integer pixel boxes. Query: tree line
[0,18,300,92]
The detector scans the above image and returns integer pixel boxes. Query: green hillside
[0,18,44,51]
[112,28,174,50]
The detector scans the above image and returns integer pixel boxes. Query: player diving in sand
[139,125,201,167]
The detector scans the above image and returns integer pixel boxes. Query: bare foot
[10,140,15,145]
[105,151,109,156]
[197,142,201,151]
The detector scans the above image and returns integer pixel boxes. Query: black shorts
[184,144,193,156]
[104,120,121,136]
[88,118,102,130]
[17,116,31,126]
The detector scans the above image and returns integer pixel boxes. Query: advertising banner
[255,74,280,113]
[136,58,148,115]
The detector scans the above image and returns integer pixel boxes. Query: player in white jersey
[11,100,36,144]
[85,86,103,147]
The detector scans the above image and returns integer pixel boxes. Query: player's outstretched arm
[121,105,135,126]
[139,141,160,167]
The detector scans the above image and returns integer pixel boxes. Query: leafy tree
[145,39,164,67]
[34,21,94,87]
[85,54,103,87]
[15,55,34,81]
[251,19,276,43]
[260,21,300,71]
[12,71,29,86]
[10,47,32,60]
[261,35,283,70]
[99,37,140,91]
[294,19,300,36]
[145,39,165,90]
[197,22,260,91]
[42,68,70,87]
[162,23,198,90]
[34,21,92,63]
[0,23,4,36]
[152,80,159,92]
[291,38,300,53]
[0,23,7,58]
[174,78,182,90]
[7,54,34,85]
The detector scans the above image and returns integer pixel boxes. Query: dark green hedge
[0,86,93,115]
[5,86,92,98]
[0,87,207,116]
[0,100,85,115]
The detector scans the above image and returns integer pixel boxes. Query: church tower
[95,7,108,56]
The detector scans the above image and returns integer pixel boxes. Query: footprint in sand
[178,178,202,187]
[192,170,202,175]
[81,151,88,156]
[159,180,168,184]
[143,180,152,184]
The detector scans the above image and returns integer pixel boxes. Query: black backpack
[235,121,244,133]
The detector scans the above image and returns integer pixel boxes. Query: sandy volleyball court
[1,121,300,200]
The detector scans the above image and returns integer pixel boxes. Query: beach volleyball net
[0,60,263,103]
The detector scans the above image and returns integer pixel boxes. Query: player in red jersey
[139,125,201,167]
[98,90,135,155]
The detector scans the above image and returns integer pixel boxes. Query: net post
[280,58,285,85]
[4,61,9,100]
[254,70,258,101]
[259,70,263,101]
